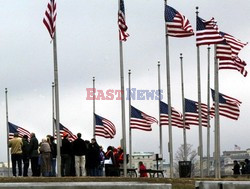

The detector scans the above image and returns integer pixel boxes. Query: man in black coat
[72,133,87,176]
[61,132,72,176]
[88,138,100,176]
[22,135,30,176]
[29,133,39,176]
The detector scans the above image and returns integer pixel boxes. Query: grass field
[0,176,250,189]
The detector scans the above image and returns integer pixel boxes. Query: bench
[119,168,137,177]
[141,169,164,178]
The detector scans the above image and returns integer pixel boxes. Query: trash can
[179,161,191,178]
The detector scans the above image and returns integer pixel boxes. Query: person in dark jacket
[85,140,91,176]
[49,136,57,176]
[61,132,72,176]
[104,146,115,176]
[72,133,87,176]
[232,160,240,175]
[245,159,250,174]
[88,138,100,176]
[22,135,30,177]
[29,133,39,176]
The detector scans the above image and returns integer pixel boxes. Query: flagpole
[214,44,221,178]
[52,82,55,137]
[158,61,163,169]
[165,0,173,178]
[128,70,132,169]
[5,88,10,177]
[118,0,127,176]
[180,54,187,161]
[196,7,204,178]
[206,46,211,176]
[53,30,61,177]
[93,77,96,138]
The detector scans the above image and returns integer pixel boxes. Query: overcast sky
[0,0,249,163]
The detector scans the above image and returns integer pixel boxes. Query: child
[139,161,148,177]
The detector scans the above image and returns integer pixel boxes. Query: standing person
[39,138,51,176]
[88,138,100,176]
[22,135,30,177]
[72,133,87,177]
[49,136,57,177]
[9,133,23,177]
[245,159,250,174]
[232,160,240,175]
[139,161,148,177]
[241,161,246,175]
[29,133,39,176]
[98,146,105,176]
[85,140,91,176]
[61,132,72,176]
[105,146,115,176]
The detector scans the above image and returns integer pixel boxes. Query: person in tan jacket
[9,133,23,176]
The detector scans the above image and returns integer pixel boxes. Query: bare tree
[174,144,198,177]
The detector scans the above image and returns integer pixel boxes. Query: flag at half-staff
[130,105,158,131]
[160,101,190,129]
[165,5,194,37]
[8,122,31,140]
[94,114,116,139]
[210,89,241,120]
[118,0,129,41]
[184,98,210,127]
[54,121,77,142]
[217,32,248,77]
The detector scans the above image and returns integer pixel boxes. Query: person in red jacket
[139,161,148,177]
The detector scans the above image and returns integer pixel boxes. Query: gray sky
[0,0,249,163]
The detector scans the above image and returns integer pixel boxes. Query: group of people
[8,132,127,177]
[233,159,250,175]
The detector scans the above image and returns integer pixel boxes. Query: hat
[63,132,68,137]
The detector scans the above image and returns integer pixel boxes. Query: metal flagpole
[158,61,163,169]
[214,44,221,178]
[5,88,10,177]
[180,54,187,161]
[196,7,204,178]
[118,0,127,177]
[165,0,174,178]
[53,30,61,177]
[206,46,211,176]
[93,77,96,138]
[52,82,55,137]
[128,70,132,169]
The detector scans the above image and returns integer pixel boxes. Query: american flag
[234,144,241,151]
[160,101,190,129]
[94,114,116,139]
[219,56,248,77]
[165,5,194,37]
[54,121,77,142]
[8,122,31,140]
[210,89,241,120]
[118,0,129,41]
[43,0,57,39]
[216,32,248,77]
[184,98,209,127]
[219,32,247,57]
[196,17,224,46]
[130,106,158,131]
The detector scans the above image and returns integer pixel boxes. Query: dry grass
[0,176,249,189]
